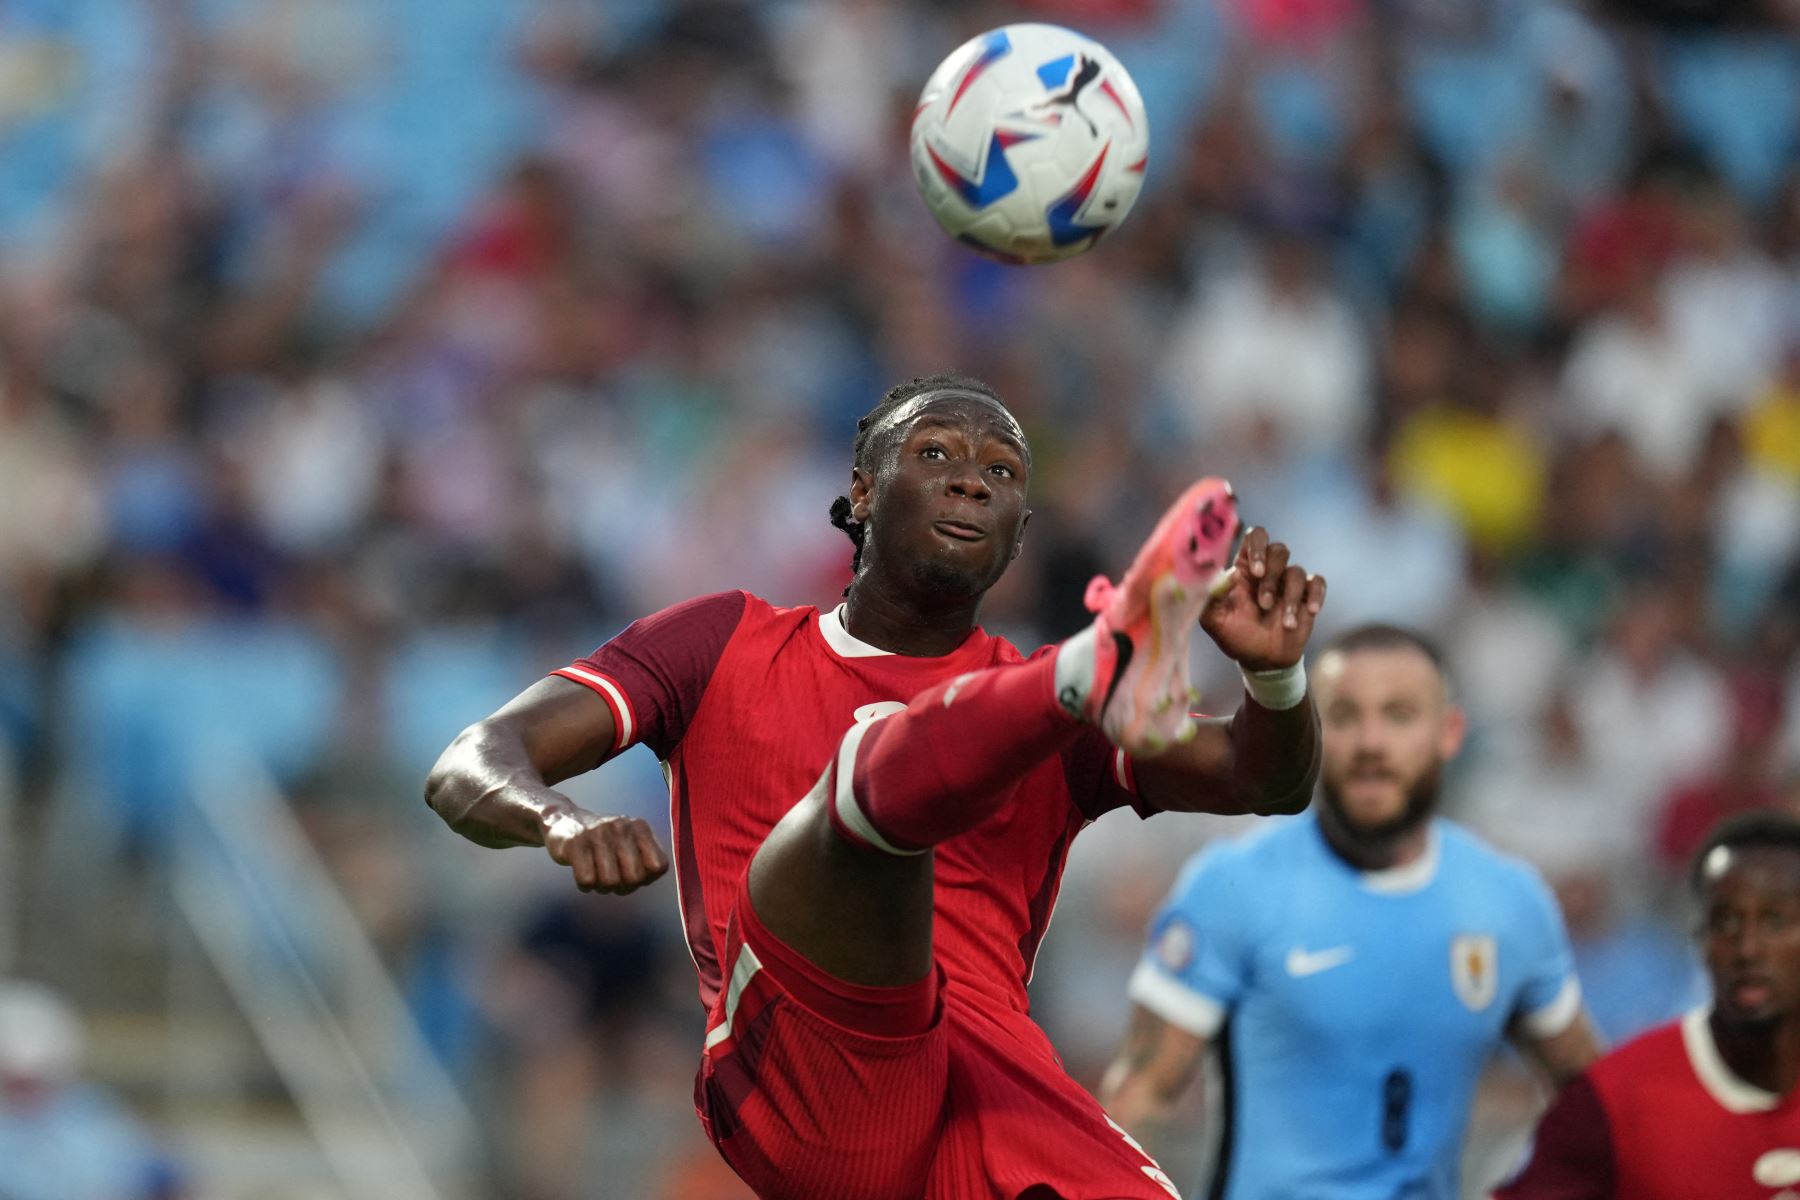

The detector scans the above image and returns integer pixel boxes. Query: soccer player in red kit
[1495,811,1800,1200]
[426,374,1327,1199]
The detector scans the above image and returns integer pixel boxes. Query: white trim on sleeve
[553,665,636,750]
[1519,975,1583,1039]
[1113,748,1134,793]
[1127,960,1227,1038]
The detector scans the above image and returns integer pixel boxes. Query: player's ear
[1011,509,1032,560]
[848,468,873,523]
[1439,703,1468,762]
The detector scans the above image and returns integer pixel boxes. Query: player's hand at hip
[1199,526,1326,671]
[543,807,670,895]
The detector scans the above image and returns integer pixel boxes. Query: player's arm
[1512,1009,1604,1090]
[1130,706,1319,816]
[1133,526,1324,816]
[429,591,740,892]
[425,677,669,894]
[1509,871,1604,1089]
[1490,1073,1616,1199]
[1107,855,1245,1141]
[1100,1004,1209,1139]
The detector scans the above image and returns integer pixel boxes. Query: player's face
[1699,847,1800,1029]
[1315,647,1464,839]
[849,391,1031,601]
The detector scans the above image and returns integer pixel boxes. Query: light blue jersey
[1128,813,1580,1200]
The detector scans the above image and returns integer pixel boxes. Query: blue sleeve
[1125,845,1258,1038]
[1510,866,1582,1038]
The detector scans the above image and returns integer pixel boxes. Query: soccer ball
[910,24,1149,265]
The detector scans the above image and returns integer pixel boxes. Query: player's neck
[842,584,981,657]
[1319,811,1431,873]
[1710,1013,1800,1097]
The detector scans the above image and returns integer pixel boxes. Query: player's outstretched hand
[1199,526,1326,672]
[543,807,670,895]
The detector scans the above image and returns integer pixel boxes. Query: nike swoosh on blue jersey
[1285,945,1356,976]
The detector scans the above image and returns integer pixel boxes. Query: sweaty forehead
[877,390,1026,446]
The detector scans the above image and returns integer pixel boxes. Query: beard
[1319,759,1444,860]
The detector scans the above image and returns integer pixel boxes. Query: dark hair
[1322,623,1449,678]
[1689,811,1800,897]
[827,373,1008,589]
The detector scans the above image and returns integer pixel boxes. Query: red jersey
[1497,1008,1800,1200]
[553,591,1142,1017]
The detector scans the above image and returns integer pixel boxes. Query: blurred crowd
[1,0,1798,1197]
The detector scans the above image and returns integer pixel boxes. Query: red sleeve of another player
[552,591,749,760]
[1493,1075,1616,1200]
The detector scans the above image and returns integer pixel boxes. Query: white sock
[1054,624,1099,718]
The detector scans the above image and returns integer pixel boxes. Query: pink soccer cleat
[1077,478,1241,756]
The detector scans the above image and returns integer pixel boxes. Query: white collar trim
[1683,1006,1783,1113]
[818,604,893,658]
[1360,828,1441,894]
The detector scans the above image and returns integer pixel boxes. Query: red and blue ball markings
[1045,142,1109,248]
[945,29,1013,118]
[925,131,1039,207]
[1099,80,1136,129]
[927,31,1145,254]
[1035,53,1078,89]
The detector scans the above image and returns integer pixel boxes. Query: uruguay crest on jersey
[1451,933,1498,1012]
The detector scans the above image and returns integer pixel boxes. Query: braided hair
[828,373,1007,592]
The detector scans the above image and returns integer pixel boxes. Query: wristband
[1241,660,1307,710]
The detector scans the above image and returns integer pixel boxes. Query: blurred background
[0,0,1796,1197]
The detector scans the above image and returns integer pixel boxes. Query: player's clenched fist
[543,808,670,895]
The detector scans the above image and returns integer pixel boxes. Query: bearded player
[426,374,1327,1199]
[1103,625,1601,1199]
[1496,811,1800,1199]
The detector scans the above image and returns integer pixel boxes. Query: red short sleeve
[552,591,749,760]
[1060,728,1151,820]
[1494,1074,1615,1200]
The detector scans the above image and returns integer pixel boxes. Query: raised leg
[747,650,1076,996]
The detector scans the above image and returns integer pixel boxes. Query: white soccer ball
[910,23,1149,265]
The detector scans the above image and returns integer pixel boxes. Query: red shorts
[694,881,1183,1200]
